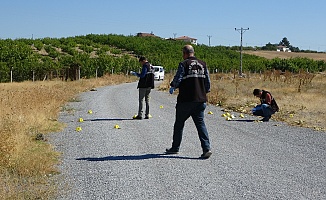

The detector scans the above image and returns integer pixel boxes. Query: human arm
[265,93,272,105]
[133,64,148,78]
[204,67,210,93]
[170,62,185,88]
[137,65,148,78]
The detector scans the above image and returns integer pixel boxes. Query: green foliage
[44,45,60,58]
[279,37,290,47]
[0,61,9,82]
[79,45,93,53]
[32,40,44,51]
[262,42,277,51]
[0,34,325,82]
[61,45,76,56]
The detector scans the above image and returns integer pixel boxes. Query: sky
[1,0,326,52]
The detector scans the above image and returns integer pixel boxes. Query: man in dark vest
[252,88,279,122]
[166,45,212,159]
[131,56,154,120]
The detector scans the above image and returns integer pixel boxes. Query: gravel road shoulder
[50,81,326,200]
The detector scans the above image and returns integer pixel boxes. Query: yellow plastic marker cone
[76,127,82,131]
[239,113,245,118]
[222,113,227,117]
[78,118,84,122]
[88,110,93,114]
[289,114,294,118]
[133,115,138,119]
[226,117,232,121]
[114,124,120,129]
[160,105,164,109]
[208,111,213,114]
[148,114,152,118]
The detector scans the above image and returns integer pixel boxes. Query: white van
[153,66,164,81]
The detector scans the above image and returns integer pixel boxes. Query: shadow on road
[232,119,256,122]
[84,118,134,121]
[76,153,203,161]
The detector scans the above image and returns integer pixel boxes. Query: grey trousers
[138,87,151,117]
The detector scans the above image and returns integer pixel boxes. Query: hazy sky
[1,0,325,51]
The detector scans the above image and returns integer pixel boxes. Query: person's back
[177,58,208,103]
[261,90,279,112]
[166,45,212,159]
[137,62,154,89]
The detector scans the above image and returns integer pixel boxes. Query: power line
[235,27,249,76]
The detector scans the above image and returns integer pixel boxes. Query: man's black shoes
[260,115,271,122]
[133,115,142,120]
[165,148,179,154]
[200,151,212,159]
[165,148,212,159]
[133,115,150,119]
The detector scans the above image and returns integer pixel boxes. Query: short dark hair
[253,89,261,96]
[139,56,146,62]
[182,45,194,54]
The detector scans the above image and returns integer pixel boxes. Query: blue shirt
[136,63,148,78]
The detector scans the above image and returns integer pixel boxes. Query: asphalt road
[50,81,326,200]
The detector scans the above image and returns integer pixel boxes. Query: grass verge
[159,72,326,131]
[0,74,136,199]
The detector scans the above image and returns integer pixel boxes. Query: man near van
[131,56,154,119]
[166,45,212,159]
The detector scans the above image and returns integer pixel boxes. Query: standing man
[131,56,154,120]
[252,88,279,122]
[166,45,212,159]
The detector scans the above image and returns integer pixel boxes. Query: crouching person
[252,89,279,122]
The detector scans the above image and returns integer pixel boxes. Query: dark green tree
[262,42,277,51]
[279,37,290,47]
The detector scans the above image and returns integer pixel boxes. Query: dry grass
[0,74,136,200]
[160,72,326,131]
[244,50,326,61]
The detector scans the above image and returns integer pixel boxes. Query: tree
[290,46,300,52]
[262,42,277,51]
[279,37,290,47]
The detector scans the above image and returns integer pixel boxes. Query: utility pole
[173,33,177,39]
[32,34,34,47]
[235,27,249,76]
[207,35,212,46]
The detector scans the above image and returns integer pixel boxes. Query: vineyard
[1,34,326,82]
[1,34,326,199]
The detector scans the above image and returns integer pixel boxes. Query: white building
[277,45,291,52]
[174,36,198,45]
